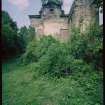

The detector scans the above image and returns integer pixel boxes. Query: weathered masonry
[29,0,69,41]
[29,0,98,41]
[68,0,99,32]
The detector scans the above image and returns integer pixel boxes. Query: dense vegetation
[2,11,35,59]
[92,0,103,9]
[21,21,103,78]
[2,59,103,105]
[2,10,103,105]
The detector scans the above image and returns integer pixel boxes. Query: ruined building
[68,0,99,32]
[29,0,98,41]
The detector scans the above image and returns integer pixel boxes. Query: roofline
[28,15,41,18]
[28,14,69,18]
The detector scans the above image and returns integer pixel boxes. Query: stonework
[29,0,98,41]
[68,0,98,33]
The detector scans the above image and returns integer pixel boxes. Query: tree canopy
[2,11,36,60]
[92,0,103,9]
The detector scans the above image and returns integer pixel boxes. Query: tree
[92,0,103,9]
[2,11,25,59]
[67,22,103,69]
[18,26,35,46]
[18,26,28,45]
[28,26,35,42]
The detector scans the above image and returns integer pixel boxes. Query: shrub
[31,42,90,78]
[2,11,26,59]
[37,43,73,77]
[26,41,73,77]
[22,22,103,78]
[67,22,103,70]
[21,36,58,64]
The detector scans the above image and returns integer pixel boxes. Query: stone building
[29,0,69,41]
[68,0,98,32]
[29,0,98,41]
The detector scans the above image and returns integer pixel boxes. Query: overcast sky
[2,0,74,28]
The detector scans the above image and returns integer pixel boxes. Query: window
[49,8,54,14]
[50,8,54,12]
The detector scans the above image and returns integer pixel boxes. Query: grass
[2,58,103,105]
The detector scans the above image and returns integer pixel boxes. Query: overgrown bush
[18,26,35,46]
[32,44,72,77]
[2,11,26,59]
[22,36,73,77]
[22,21,103,77]
[21,36,58,64]
[2,11,36,60]
[25,40,94,77]
[67,22,103,70]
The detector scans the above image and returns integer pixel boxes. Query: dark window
[50,8,54,12]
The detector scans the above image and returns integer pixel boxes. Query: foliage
[92,0,103,8]
[2,11,25,59]
[32,44,72,77]
[2,13,103,105]
[22,36,72,77]
[2,11,35,60]
[2,60,103,105]
[21,21,103,78]
[22,36,58,64]
[18,26,35,46]
[67,22,103,70]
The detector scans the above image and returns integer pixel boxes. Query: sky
[2,0,74,28]
[2,0,102,28]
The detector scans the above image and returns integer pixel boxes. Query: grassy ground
[2,58,103,105]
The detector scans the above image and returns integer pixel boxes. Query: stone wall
[43,17,68,41]
[29,0,98,41]
[68,0,98,33]
[30,16,69,41]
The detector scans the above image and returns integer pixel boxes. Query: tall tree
[2,11,25,59]
[92,0,103,9]
[18,26,35,45]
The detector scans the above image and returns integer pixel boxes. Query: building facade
[29,0,98,41]
[68,0,98,32]
[29,0,69,41]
